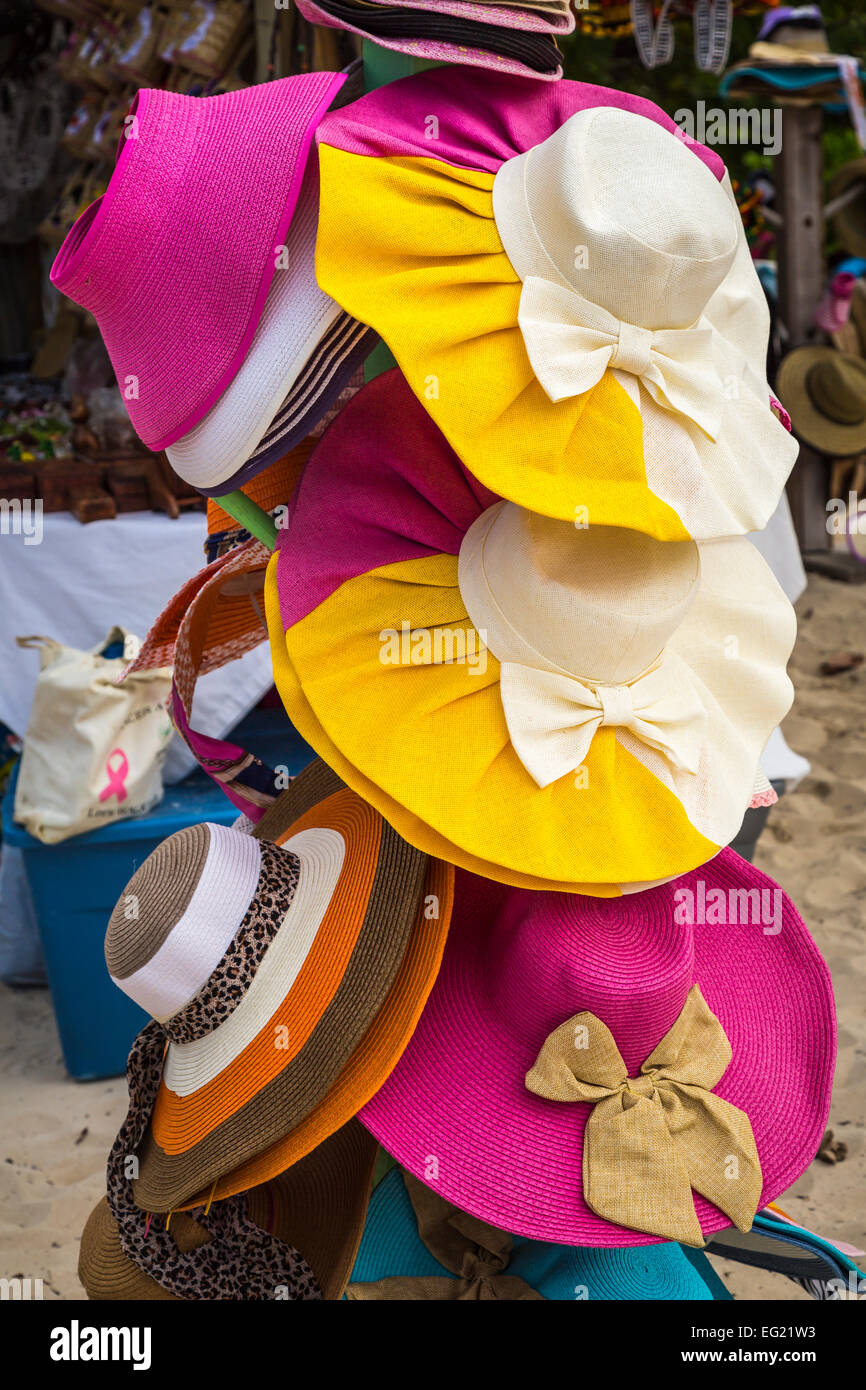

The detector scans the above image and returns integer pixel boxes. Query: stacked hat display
[294,0,575,81]
[721,2,866,105]
[52,55,846,1302]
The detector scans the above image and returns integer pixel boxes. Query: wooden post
[775,104,829,550]
[775,106,825,346]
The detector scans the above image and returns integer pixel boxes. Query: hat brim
[204,315,376,497]
[132,760,429,1212]
[164,163,377,494]
[80,1119,377,1300]
[296,0,564,78]
[313,77,795,540]
[173,854,453,1210]
[122,537,271,677]
[776,346,866,456]
[705,1215,857,1286]
[268,375,795,894]
[348,1166,725,1299]
[359,854,836,1246]
[829,159,866,259]
[347,0,575,30]
[51,74,346,451]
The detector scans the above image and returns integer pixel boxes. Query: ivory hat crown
[458,503,701,685]
[492,105,740,329]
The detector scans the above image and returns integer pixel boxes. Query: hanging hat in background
[756,3,828,59]
[125,435,315,677]
[268,371,795,896]
[49,70,346,451]
[164,160,378,496]
[79,1119,377,1301]
[776,346,866,456]
[124,537,272,678]
[345,1166,731,1300]
[844,276,866,359]
[359,855,836,1246]
[315,68,796,540]
[122,435,316,822]
[829,159,866,260]
[104,758,452,1214]
[295,0,571,82]
[756,4,828,53]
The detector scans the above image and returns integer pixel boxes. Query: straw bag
[111,6,169,86]
[168,0,248,78]
[13,628,173,845]
[38,167,107,246]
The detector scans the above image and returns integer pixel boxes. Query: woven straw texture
[79,1119,377,1300]
[50,73,344,449]
[314,74,794,539]
[128,760,431,1212]
[267,370,795,895]
[296,0,563,78]
[347,1166,728,1299]
[358,853,836,1245]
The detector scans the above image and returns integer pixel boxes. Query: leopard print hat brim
[80,1117,378,1301]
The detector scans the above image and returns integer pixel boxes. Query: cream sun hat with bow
[314,73,797,540]
[268,370,796,896]
[494,106,761,442]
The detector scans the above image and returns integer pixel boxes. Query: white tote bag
[13,626,173,844]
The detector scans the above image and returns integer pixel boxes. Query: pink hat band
[50,73,344,451]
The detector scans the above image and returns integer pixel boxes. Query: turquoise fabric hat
[346,1167,731,1301]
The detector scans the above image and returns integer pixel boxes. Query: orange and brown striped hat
[105,758,453,1214]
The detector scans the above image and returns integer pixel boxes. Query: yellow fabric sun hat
[314,73,797,541]
[267,371,796,896]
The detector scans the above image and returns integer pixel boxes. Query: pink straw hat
[359,851,836,1247]
[50,73,345,451]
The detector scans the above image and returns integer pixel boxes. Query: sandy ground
[0,571,863,1302]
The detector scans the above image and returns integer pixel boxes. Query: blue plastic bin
[1,709,311,1080]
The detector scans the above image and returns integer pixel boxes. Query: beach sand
[0,572,863,1302]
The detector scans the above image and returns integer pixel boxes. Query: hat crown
[105,821,266,1022]
[458,502,700,684]
[481,880,695,1077]
[494,107,739,329]
[806,357,866,425]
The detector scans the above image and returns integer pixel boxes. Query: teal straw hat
[346,1167,731,1301]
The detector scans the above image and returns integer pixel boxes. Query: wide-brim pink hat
[359,850,835,1247]
[50,73,345,451]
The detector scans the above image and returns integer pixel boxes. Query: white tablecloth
[0,511,274,782]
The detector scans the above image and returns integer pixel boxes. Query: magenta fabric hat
[315,63,725,179]
[50,73,345,451]
[359,851,836,1247]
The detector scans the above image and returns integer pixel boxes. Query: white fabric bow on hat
[499,653,707,789]
[517,276,724,441]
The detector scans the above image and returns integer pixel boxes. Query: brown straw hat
[79,1119,377,1301]
[776,346,866,456]
[847,277,866,358]
[829,160,866,259]
[102,758,446,1214]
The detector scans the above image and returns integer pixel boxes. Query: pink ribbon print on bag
[99,748,130,804]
